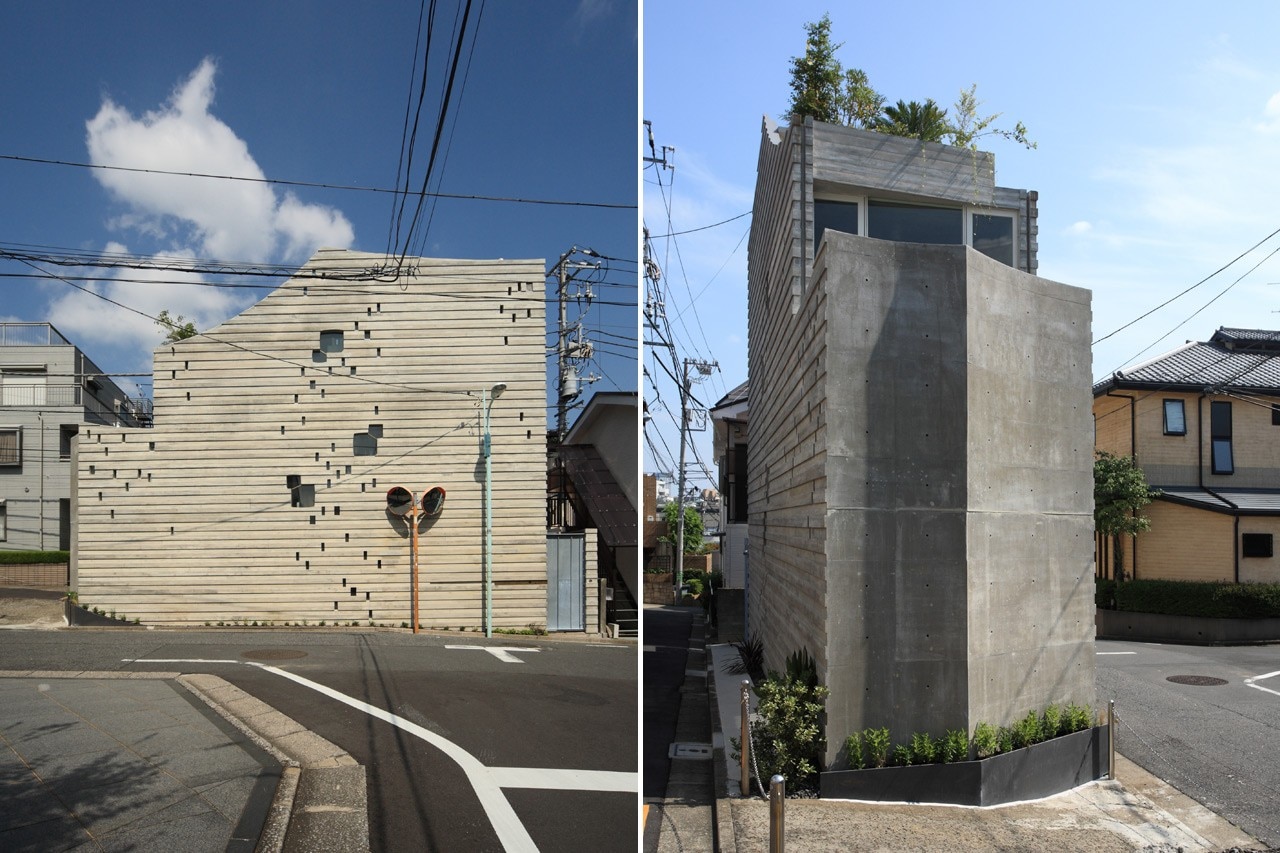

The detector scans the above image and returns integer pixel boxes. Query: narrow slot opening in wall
[321,542,326,552]
[376,348,381,357]
[350,366,357,375]
[334,601,338,610]
[374,405,379,415]
[526,309,531,318]
[344,532,349,542]
[149,442,155,450]
[377,559,382,568]
[110,509,114,519]
[281,426,286,435]
[365,592,370,601]
[363,550,367,560]
[367,609,372,619]
[147,473,152,481]
[294,394,299,403]
[305,560,310,569]
[367,307,372,316]
[310,380,316,389]
[350,587,356,596]
[321,389,325,398]
[301,416,306,425]
[366,331,372,340]
[345,465,351,474]
[519,412,524,421]
[503,336,508,345]
[527,429,531,439]
[89,465,95,474]
[296,552,300,561]
[169,526,174,535]
[334,506,341,516]
[309,515,316,525]
[354,322,359,330]
[184,361,189,370]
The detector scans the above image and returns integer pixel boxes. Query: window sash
[1163,399,1186,435]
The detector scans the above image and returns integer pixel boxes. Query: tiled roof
[1155,486,1280,516]
[1094,327,1280,395]
[711,380,749,410]
[559,444,636,548]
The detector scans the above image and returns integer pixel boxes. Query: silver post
[1108,699,1116,781]
[769,774,785,853]
[740,680,751,796]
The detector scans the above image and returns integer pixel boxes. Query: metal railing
[0,323,71,346]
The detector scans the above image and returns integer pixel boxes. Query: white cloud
[1066,221,1092,235]
[85,58,353,263]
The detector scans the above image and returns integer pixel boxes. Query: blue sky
[643,1,1280,492]
[0,0,638,419]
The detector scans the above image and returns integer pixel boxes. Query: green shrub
[863,727,890,768]
[684,577,704,597]
[1065,703,1093,733]
[891,743,912,767]
[751,666,830,790]
[1011,710,1042,749]
[1114,579,1280,619]
[909,732,937,765]
[940,729,969,763]
[1041,704,1063,739]
[1095,578,1116,610]
[784,648,818,688]
[0,550,69,565]
[997,726,1014,755]
[972,722,998,759]
[844,732,866,770]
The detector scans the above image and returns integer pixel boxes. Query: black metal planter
[819,725,1109,806]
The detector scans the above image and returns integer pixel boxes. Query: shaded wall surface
[76,250,547,627]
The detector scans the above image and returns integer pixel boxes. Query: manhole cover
[240,649,308,661]
[669,742,712,760]
[1166,674,1228,686]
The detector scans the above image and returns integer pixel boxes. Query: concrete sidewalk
[702,629,1266,852]
[0,671,369,853]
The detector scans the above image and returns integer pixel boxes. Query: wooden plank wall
[746,119,830,676]
[75,250,548,628]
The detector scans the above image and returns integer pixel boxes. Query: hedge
[1097,578,1280,619]
[0,550,69,565]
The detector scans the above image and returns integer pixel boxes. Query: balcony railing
[0,323,71,347]
[0,384,81,407]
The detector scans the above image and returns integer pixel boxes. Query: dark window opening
[319,330,345,353]
[868,200,963,245]
[1211,401,1233,474]
[814,199,859,247]
[1242,533,1274,558]
[1163,399,1186,436]
[1273,403,1280,426]
[59,425,78,460]
[972,213,1014,267]
[353,433,377,456]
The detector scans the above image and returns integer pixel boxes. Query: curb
[179,673,370,853]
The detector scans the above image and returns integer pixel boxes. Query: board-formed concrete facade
[74,249,547,627]
[746,117,1095,766]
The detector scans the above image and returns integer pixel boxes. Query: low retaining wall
[644,572,674,605]
[1097,609,1280,644]
[0,562,69,590]
[821,726,1109,806]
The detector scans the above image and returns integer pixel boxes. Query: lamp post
[482,382,507,638]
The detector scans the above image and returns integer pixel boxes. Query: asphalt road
[1096,638,1280,847]
[642,606,694,801]
[0,629,637,852]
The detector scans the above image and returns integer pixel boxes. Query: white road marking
[444,645,540,663]
[123,656,636,852]
[1245,669,1280,698]
[1097,652,1138,655]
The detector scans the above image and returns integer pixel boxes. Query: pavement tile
[194,773,264,819]
[60,767,209,835]
[116,722,228,759]
[0,779,71,832]
[152,742,266,788]
[7,724,123,764]
[95,809,234,853]
[0,814,93,852]
[31,748,156,797]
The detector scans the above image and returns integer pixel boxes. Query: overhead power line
[0,153,635,210]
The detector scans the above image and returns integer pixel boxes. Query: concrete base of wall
[1097,609,1280,645]
[820,726,1109,806]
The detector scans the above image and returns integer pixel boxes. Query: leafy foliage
[785,647,819,689]
[876,99,950,143]
[752,666,830,789]
[660,500,704,555]
[1094,451,1158,580]
[1010,710,1042,749]
[785,13,844,123]
[1041,704,1063,739]
[1111,579,1280,619]
[940,729,969,764]
[891,743,912,767]
[863,726,891,768]
[909,732,937,765]
[0,550,70,565]
[725,635,766,679]
[155,309,198,343]
[947,84,1035,150]
[844,731,866,770]
[972,722,998,759]
[1065,703,1094,733]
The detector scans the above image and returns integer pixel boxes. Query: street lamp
[482,382,507,638]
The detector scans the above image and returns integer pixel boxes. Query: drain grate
[1166,674,1228,686]
[669,742,712,760]
[240,649,308,661]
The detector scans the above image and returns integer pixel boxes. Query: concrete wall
[748,118,1095,765]
[76,250,548,627]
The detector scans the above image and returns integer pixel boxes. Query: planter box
[820,726,1109,806]
[1097,609,1280,645]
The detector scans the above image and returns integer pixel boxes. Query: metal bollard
[769,775,785,853]
[740,680,751,796]
[1108,699,1116,781]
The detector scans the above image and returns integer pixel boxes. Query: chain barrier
[744,707,767,799]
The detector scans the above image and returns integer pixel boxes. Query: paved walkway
[0,674,278,852]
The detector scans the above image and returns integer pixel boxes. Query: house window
[59,425,78,460]
[1242,533,1274,558]
[814,200,859,246]
[0,427,19,466]
[319,330,345,353]
[868,200,963,246]
[0,501,6,541]
[353,433,378,456]
[1210,401,1233,475]
[1,368,46,407]
[971,212,1015,267]
[1163,399,1186,436]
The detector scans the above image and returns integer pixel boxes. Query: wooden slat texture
[75,250,549,627]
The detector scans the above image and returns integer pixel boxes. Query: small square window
[1162,399,1186,436]
[1242,533,1273,558]
[0,427,20,466]
[319,330,345,353]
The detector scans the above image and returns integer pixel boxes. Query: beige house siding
[75,250,547,627]
[1133,501,1233,582]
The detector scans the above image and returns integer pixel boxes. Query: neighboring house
[0,323,145,552]
[1093,327,1280,584]
[554,391,638,636]
[74,249,549,628]
[745,116,1094,765]
[710,380,749,589]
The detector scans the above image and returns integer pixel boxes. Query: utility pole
[675,357,717,601]
[549,247,601,528]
